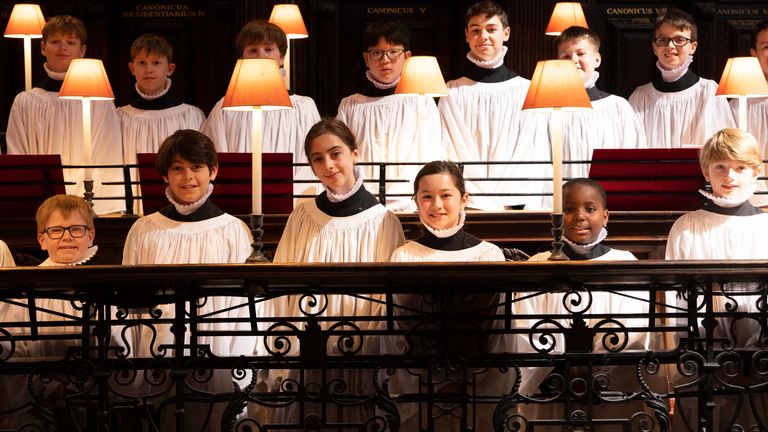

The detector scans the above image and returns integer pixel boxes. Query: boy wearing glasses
[438,1,552,210]
[336,21,442,210]
[202,20,320,200]
[628,8,734,148]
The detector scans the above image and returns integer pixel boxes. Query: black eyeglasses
[366,48,405,61]
[653,36,692,47]
[41,225,90,239]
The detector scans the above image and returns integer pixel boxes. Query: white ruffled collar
[421,210,467,239]
[40,245,98,267]
[583,71,600,89]
[656,55,693,83]
[563,227,608,254]
[698,183,756,208]
[43,63,66,81]
[165,183,214,215]
[365,70,400,89]
[467,45,508,69]
[135,77,171,100]
[326,166,364,203]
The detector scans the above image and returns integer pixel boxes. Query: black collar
[463,59,518,83]
[562,242,611,260]
[315,187,380,217]
[358,78,396,98]
[36,77,63,92]
[130,91,183,110]
[651,68,699,93]
[702,199,763,216]
[415,228,482,251]
[159,198,225,222]
[586,86,611,102]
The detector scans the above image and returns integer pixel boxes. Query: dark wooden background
[1,0,765,151]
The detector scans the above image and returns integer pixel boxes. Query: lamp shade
[59,58,114,100]
[523,60,592,111]
[222,58,293,111]
[716,57,768,98]
[4,4,45,38]
[394,56,449,97]
[269,4,308,39]
[545,2,588,36]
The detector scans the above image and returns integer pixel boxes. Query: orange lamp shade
[4,3,45,38]
[222,58,293,111]
[269,4,308,39]
[394,56,449,97]
[545,2,588,36]
[58,59,114,100]
[523,60,591,111]
[716,57,768,98]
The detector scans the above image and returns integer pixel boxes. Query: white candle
[81,98,93,181]
[284,42,291,91]
[550,109,563,213]
[251,108,263,214]
[23,36,32,91]
[737,95,747,131]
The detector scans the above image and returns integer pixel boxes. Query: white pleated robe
[439,76,553,210]
[337,93,443,210]
[118,103,206,214]
[6,88,125,215]
[665,209,768,432]
[122,211,254,431]
[628,78,735,148]
[560,94,647,179]
[387,239,513,431]
[201,94,322,200]
[270,198,405,426]
[520,248,652,425]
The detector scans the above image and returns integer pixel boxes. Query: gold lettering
[124,6,204,19]
[605,8,654,15]
[717,8,759,15]
[366,7,415,15]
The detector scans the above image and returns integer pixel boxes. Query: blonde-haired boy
[6,16,124,215]
[665,128,767,431]
[554,26,646,178]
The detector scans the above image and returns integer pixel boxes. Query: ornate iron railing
[0,262,766,431]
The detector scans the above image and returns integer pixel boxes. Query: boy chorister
[554,27,646,178]
[201,20,321,199]
[5,16,124,215]
[118,33,206,213]
[336,21,443,210]
[666,128,768,432]
[628,8,735,148]
[438,1,552,210]
[119,34,205,164]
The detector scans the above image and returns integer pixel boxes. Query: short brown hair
[156,130,218,176]
[36,194,94,233]
[130,33,173,62]
[414,161,466,197]
[654,8,697,42]
[235,20,288,58]
[699,128,762,172]
[304,118,358,160]
[42,15,86,44]
[555,26,600,52]
[465,1,509,29]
